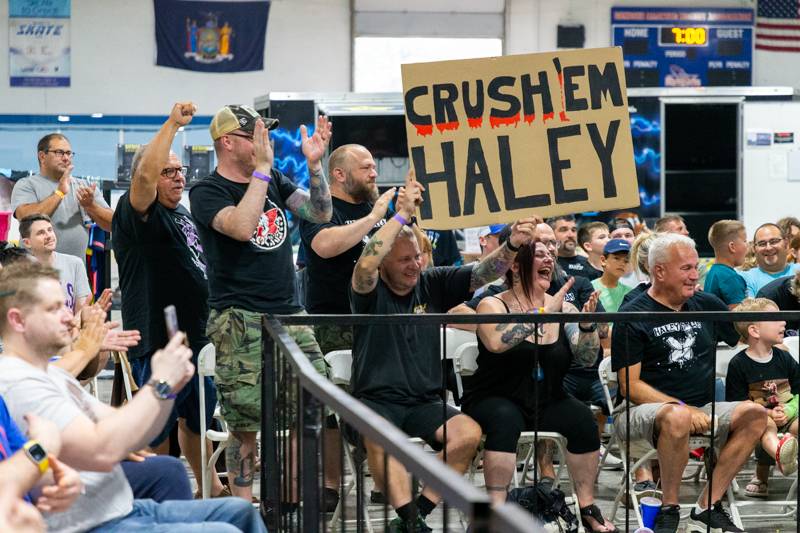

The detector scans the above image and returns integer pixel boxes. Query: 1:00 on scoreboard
[659,26,708,46]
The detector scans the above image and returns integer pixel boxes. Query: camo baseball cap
[209,104,279,141]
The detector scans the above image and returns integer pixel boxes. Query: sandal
[580,503,618,533]
[744,477,769,498]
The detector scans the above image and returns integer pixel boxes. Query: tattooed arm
[476,295,540,353]
[469,216,541,290]
[287,114,333,223]
[351,179,421,295]
[563,301,601,367]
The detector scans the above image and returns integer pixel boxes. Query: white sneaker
[599,445,623,469]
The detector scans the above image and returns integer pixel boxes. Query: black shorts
[345,397,460,451]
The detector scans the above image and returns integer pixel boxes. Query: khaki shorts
[207,307,327,432]
[614,401,739,453]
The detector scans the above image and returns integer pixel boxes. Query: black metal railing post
[261,332,280,530]
[301,387,322,533]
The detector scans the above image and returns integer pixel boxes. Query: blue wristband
[392,213,409,226]
[252,171,271,183]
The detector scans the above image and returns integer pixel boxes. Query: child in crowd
[577,221,608,280]
[591,239,632,313]
[726,298,799,497]
[705,220,749,309]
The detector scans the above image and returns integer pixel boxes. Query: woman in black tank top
[461,240,617,532]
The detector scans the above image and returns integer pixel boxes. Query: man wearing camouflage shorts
[190,104,333,502]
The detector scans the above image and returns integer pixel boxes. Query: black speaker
[557,24,585,49]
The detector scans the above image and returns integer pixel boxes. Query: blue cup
[639,496,662,529]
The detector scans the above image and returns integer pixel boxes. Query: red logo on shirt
[251,201,287,251]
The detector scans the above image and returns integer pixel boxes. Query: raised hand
[371,187,396,219]
[94,289,113,313]
[57,164,73,195]
[170,101,197,127]
[35,457,82,513]
[252,118,274,174]
[73,307,106,359]
[101,327,141,352]
[150,332,194,394]
[508,216,539,249]
[75,184,96,208]
[24,414,61,458]
[301,115,332,170]
[545,277,575,313]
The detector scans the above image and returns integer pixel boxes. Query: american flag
[756,0,800,52]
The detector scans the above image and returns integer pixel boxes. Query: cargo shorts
[207,307,328,432]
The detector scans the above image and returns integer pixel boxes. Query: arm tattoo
[362,238,382,257]
[565,321,601,367]
[290,168,332,223]
[496,322,538,348]
[470,244,517,290]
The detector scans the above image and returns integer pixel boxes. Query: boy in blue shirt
[705,220,748,309]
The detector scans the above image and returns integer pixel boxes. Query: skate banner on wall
[154,0,270,72]
[401,47,640,230]
[9,0,71,87]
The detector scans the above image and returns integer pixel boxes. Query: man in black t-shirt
[549,214,595,279]
[189,105,333,502]
[349,172,540,531]
[112,102,225,497]
[611,233,765,533]
[757,272,800,333]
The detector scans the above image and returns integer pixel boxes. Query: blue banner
[154,0,270,73]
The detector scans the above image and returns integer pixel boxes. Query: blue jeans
[121,456,192,502]
[90,498,267,532]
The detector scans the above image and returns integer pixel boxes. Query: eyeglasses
[539,239,559,250]
[160,166,188,178]
[755,237,784,249]
[45,149,75,158]
[226,132,254,142]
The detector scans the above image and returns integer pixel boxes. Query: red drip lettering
[489,113,521,129]
[467,117,483,129]
[524,114,535,124]
[436,121,460,133]
[543,112,554,123]
[559,111,570,122]
[415,124,433,136]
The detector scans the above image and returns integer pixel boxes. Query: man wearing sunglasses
[740,223,800,297]
[11,134,113,261]
[111,102,226,498]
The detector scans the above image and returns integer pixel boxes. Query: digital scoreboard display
[612,7,753,87]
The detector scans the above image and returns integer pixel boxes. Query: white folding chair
[784,336,799,361]
[198,343,231,499]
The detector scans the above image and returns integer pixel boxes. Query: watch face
[155,381,172,398]
[28,443,47,462]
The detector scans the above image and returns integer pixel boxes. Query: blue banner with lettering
[9,0,71,87]
[154,0,270,72]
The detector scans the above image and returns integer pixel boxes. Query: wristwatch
[23,440,49,474]
[147,379,177,400]
[579,323,597,333]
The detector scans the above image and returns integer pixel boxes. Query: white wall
[0,0,352,115]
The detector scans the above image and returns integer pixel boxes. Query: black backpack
[507,483,579,533]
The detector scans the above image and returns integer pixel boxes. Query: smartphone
[164,305,179,339]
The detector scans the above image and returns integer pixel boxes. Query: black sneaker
[653,504,681,533]
[322,487,339,513]
[687,501,744,533]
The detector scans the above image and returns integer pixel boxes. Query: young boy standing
[726,298,799,497]
[705,220,749,309]
[590,239,632,313]
[578,221,609,281]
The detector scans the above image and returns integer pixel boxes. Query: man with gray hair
[111,102,224,497]
[612,233,766,533]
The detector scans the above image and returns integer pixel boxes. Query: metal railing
[260,309,800,532]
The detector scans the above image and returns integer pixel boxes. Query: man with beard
[741,223,800,297]
[298,143,395,510]
[550,215,594,279]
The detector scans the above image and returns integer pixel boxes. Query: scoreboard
[611,7,754,88]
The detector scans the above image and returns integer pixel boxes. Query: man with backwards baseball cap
[190,105,333,502]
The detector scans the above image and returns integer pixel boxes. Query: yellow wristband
[54,190,65,199]
[23,440,49,474]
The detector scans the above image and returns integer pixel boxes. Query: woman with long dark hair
[462,239,617,532]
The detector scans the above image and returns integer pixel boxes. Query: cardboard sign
[401,47,639,230]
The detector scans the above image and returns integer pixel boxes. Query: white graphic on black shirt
[251,199,287,251]
[658,323,698,368]
[172,212,207,278]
